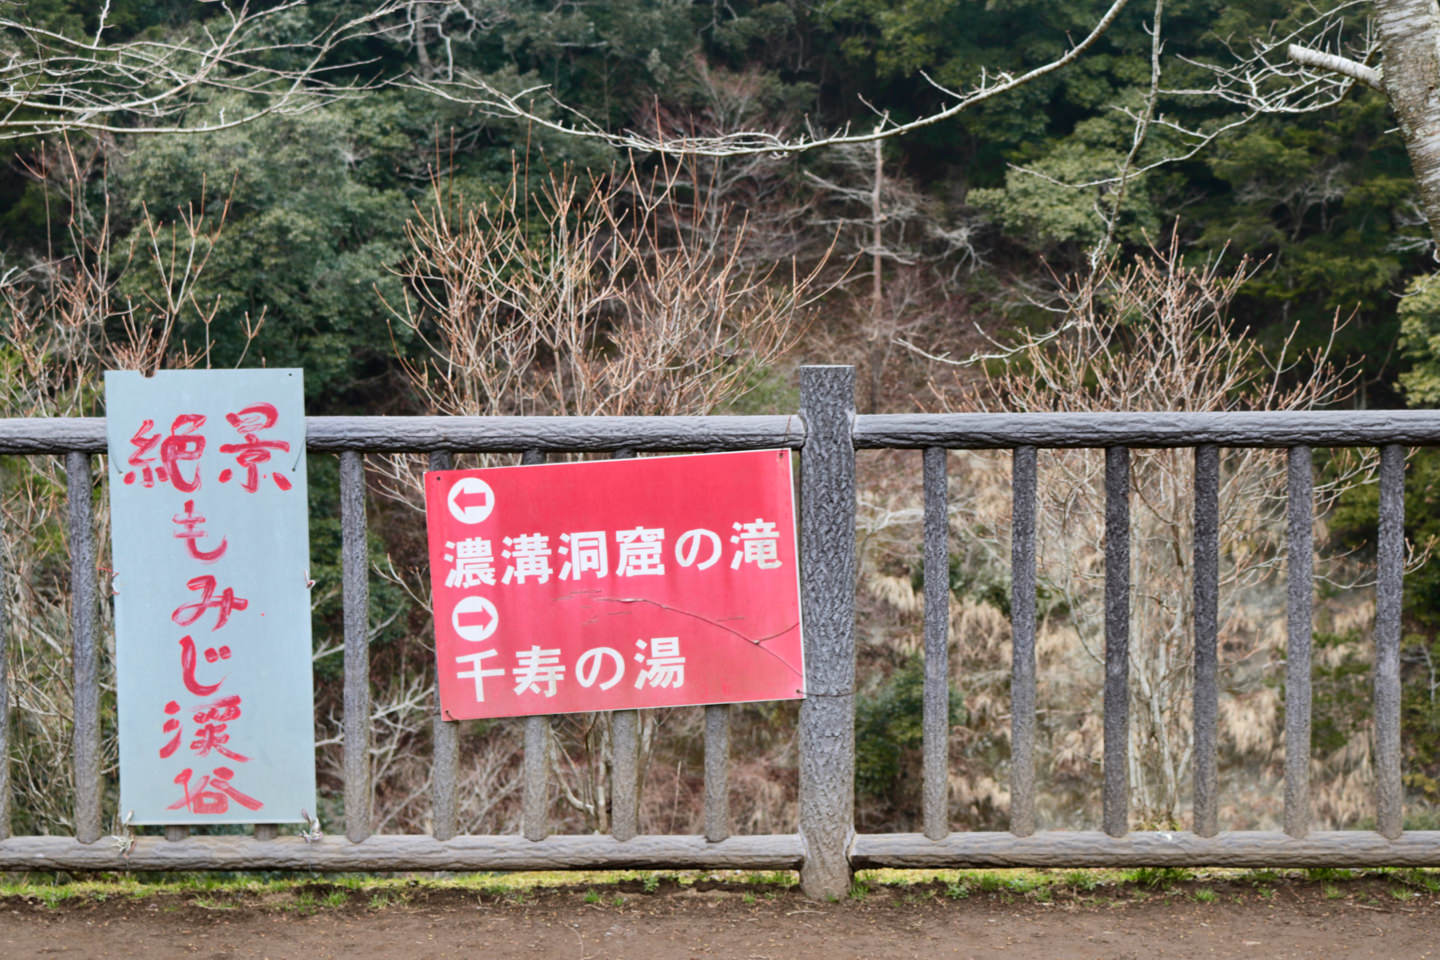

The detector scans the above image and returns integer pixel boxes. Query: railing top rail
[0,415,808,455]
[6,409,1440,456]
[855,410,1440,449]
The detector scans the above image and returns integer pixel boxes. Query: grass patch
[1125,867,1192,890]
[3,865,1437,911]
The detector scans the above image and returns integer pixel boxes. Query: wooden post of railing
[67,452,101,844]
[798,365,856,899]
[921,446,950,841]
[610,447,640,842]
[428,450,459,842]
[1285,446,1313,839]
[1192,444,1220,838]
[1102,446,1130,838]
[1375,444,1405,839]
[520,448,552,843]
[0,494,8,840]
[703,704,731,842]
[1010,445,1038,838]
[340,451,372,843]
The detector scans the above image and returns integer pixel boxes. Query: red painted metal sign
[426,450,804,720]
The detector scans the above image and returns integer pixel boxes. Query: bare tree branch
[1286,41,1383,90]
[403,0,1134,157]
[0,0,413,141]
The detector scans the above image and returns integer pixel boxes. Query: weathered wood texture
[67,452,101,844]
[1285,446,1313,839]
[1375,444,1405,839]
[704,704,731,843]
[1103,447,1130,838]
[0,416,807,454]
[309,417,807,452]
[798,366,857,900]
[1192,445,1220,838]
[340,451,372,843]
[609,447,641,843]
[851,831,1440,868]
[0,834,805,871]
[1010,446,1037,838]
[922,447,950,842]
[5,830,1436,872]
[426,451,459,842]
[855,411,1440,449]
[16,410,1440,456]
[0,496,8,840]
[519,448,552,843]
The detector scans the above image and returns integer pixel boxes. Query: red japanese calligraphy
[189,724,248,762]
[166,766,263,814]
[193,694,243,725]
[124,420,161,487]
[178,635,230,697]
[172,575,248,630]
[171,500,228,562]
[159,700,182,759]
[218,403,292,492]
[123,415,206,491]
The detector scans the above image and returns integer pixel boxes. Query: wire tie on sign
[110,810,136,857]
[304,570,316,590]
[300,808,323,843]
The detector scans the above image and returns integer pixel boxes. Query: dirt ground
[1,876,1435,960]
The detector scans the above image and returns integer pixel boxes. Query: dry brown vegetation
[0,140,1424,843]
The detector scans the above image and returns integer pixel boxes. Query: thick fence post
[798,366,856,899]
[67,452,101,844]
[340,451,372,843]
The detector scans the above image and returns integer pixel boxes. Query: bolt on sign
[106,370,315,825]
[425,450,805,720]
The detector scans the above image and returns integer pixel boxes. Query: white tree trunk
[1377,0,1440,244]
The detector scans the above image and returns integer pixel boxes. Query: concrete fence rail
[0,364,1437,899]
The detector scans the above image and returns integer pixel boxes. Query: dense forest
[3,0,1439,839]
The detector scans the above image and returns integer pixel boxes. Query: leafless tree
[402,0,1134,158]
[367,156,831,832]
[0,140,250,834]
[1157,0,1440,246]
[0,0,412,140]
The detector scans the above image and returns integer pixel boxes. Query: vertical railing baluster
[1285,445,1314,839]
[610,708,639,841]
[340,451,372,843]
[1192,444,1220,838]
[1103,446,1130,838]
[610,446,640,842]
[67,452,101,844]
[1010,445,1038,838]
[165,825,188,842]
[1375,444,1405,839]
[254,824,277,841]
[703,704,730,842]
[520,447,552,842]
[428,450,459,842]
[797,366,857,900]
[0,492,8,841]
[922,446,950,841]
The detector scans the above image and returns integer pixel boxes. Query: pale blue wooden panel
[106,370,314,825]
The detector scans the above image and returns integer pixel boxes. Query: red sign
[426,450,805,720]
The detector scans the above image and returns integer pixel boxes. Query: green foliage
[1398,272,1440,407]
[854,656,963,823]
[110,95,418,409]
[1309,631,1372,759]
[1330,452,1440,805]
